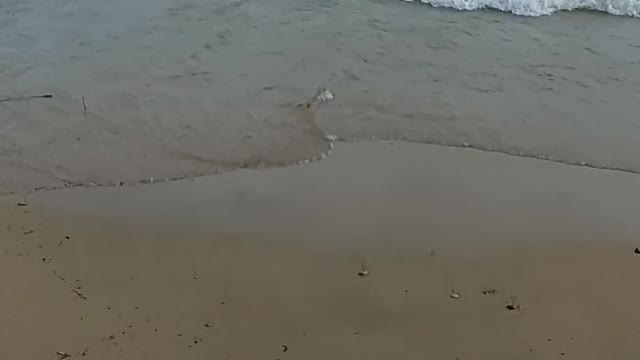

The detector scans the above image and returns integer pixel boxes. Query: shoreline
[2,141,640,359]
[4,138,640,199]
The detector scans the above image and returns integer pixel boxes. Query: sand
[2,0,640,193]
[2,141,640,359]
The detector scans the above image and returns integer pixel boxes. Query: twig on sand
[0,94,53,103]
[56,351,71,360]
[221,272,230,304]
[82,96,88,115]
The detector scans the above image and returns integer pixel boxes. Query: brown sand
[2,141,640,359]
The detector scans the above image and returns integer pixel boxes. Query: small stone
[634,248,640,254]
[450,290,460,299]
[357,269,369,277]
[506,296,520,311]
[506,303,520,311]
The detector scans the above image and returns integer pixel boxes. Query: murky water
[1,0,640,194]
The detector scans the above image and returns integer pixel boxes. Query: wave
[404,0,640,16]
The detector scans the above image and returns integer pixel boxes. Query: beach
[3,142,640,359]
[2,0,640,358]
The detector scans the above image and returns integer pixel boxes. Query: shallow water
[1,0,640,193]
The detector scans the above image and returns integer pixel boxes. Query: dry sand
[2,141,640,359]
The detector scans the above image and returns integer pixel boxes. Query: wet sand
[2,141,640,359]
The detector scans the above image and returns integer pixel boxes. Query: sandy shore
[2,141,640,359]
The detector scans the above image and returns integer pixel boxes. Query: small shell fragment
[450,290,460,299]
[357,269,369,277]
[316,89,334,103]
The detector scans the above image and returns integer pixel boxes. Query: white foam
[404,0,640,16]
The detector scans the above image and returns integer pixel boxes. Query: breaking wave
[403,0,640,16]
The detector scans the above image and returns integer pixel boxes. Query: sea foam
[404,0,640,16]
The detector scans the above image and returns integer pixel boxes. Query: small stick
[82,96,87,115]
[222,273,230,304]
[0,94,53,103]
